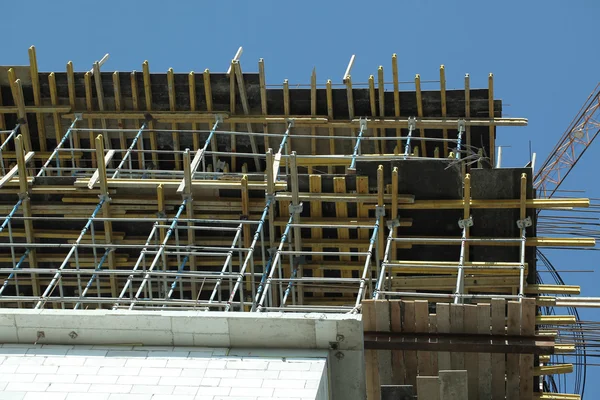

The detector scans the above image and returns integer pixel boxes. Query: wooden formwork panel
[363,298,538,400]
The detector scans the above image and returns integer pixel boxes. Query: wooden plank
[417,376,440,400]
[440,65,449,157]
[113,72,127,152]
[392,54,401,151]
[403,300,418,388]
[233,61,260,170]
[363,300,380,400]
[176,149,204,194]
[12,79,32,153]
[507,300,521,399]
[334,177,351,278]
[415,300,433,378]
[415,74,426,157]
[429,313,438,375]
[258,59,268,152]
[368,74,380,154]
[450,304,465,369]
[520,298,536,400]
[14,136,39,296]
[48,73,63,150]
[28,46,46,151]
[167,68,181,170]
[0,152,34,188]
[188,71,200,151]
[464,304,478,400]
[142,61,159,169]
[130,71,144,170]
[465,74,471,156]
[477,303,492,399]
[376,300,392,386]
[92,61,110,152]
[309,175,323,279]
[437,302,451,370]
[490,298,506,400]
[489,73,495,165]
[439,370,468,400]
[84,72,96,167]
[390,300,406,385]
[88,150,116,189]
[326,80,335,174]
[309,68,317,173]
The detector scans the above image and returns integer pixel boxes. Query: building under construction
[0,47,597,400]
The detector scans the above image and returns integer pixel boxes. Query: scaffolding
[0,49,596,400]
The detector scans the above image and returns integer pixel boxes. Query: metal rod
[349,120,367,170]
[74,249,110,309]
[0,249,30,296]
[453,226,467,304]
[354,220,379,311]
[226,199,272,312]
[208,224,243,304]
[374,229,394,299]
[34,198,104,309]
[37,117,80,177]
[112,122,147,178]
[0,124,20,175]
[254,213,294,311]
[128,200,188,310]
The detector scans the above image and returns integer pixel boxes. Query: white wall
[0,310,364,400]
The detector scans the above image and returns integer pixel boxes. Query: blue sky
[4,0,600,395]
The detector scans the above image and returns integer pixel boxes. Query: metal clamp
[155,211,167,219]
[458,216,474,229]
[267,247,278,257]
[74,113,83,120]
[182,193,193,201]
[17,192,29,201]
[458,119,466,131]
[517,216,532,229]
[359,118,367,132]
[98,193,112,203]
[408,117,416,131]
[215,114,224,124]
[387,218,400,229]
[289,202,304,215]
[216,160,226,172]
[287,118,295,127]
[265,193,276,203]
[375,205,386,218]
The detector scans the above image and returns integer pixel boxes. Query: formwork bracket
[215,114,224,124]
[458,216,473,229]
[289,202,304,215]
[408,117,416,131]
[375,205,386,218]
[517,216,533,229]
[287,118,295,127]
[458,119,466,131]
[359,117,367,131]
[98,193,112,203]
[386,218,400,229]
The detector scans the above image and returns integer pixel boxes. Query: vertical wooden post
[95,135,117,298]
[15,135,38,296]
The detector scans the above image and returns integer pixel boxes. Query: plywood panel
[491,298,506,400]
[390,300,406,385]
[506,301,521,399]
[477,303,492,399]
[403,300,418,388]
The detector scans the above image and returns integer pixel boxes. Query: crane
[534,83,600,198]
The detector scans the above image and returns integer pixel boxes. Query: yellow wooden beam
[534,364,573,376]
